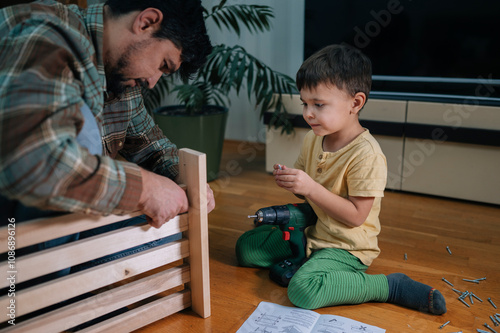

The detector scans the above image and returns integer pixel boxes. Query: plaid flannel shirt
[0,0,178,215]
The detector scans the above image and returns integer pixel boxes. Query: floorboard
[134,140,500,333]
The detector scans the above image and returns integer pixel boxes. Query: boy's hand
[273,164,316,196]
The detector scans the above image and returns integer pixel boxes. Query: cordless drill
[248,203,317,287]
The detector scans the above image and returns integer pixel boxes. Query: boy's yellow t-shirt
[294,129,387,266]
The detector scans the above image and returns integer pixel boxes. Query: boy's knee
[288,282,319,310]
[235,232,257,267]
[287,272,321,309]
[235,226,291,268]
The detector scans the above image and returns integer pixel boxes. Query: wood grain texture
[0,216,187,286]
[178,148,211,318]
[134,140,500,333]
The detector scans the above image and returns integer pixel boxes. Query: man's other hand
[206,183,215,213]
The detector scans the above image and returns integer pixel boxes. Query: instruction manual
[237,301,385,333]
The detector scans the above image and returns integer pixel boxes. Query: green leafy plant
[143,0,296,133]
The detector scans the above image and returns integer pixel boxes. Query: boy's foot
[386,273,446,314]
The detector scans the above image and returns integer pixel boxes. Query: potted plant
[143,0,296,181]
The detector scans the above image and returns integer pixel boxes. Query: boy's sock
[386,273,446,315]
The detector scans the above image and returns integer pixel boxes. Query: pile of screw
[406,246,499,331]
[440,276,499,332]
[437,246,500,332]
[478,317,500,333]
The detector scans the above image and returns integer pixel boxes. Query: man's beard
[105,65,128,96]
[104,41,150,96]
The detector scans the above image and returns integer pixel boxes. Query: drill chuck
[248,205,290,225]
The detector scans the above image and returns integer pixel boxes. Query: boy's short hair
[105,0,212,80]
[296,44,372,99]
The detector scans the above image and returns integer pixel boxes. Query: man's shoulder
[1,0,89,42]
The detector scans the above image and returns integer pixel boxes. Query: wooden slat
[78,290,192,333]
[0,211,143,249]
[0,215,187,287]
[178,148,211,318]
[0,239,189,318]
[2,265,190,333]
[0,148,210,332]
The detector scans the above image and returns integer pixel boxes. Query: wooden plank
[178,148,211,318]
[0,239,189,318]
[0,211,143,249]
[2,265,190,333]
[77,290,191,333]
[0,215,187,287]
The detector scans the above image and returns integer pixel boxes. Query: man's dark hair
[296,44,372,99]
[105,0,212,80]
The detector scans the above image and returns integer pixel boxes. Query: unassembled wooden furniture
[0,148,210,332]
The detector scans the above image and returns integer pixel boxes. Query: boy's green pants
[235,225,389,309]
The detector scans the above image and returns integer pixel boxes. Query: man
[0,0,215,227]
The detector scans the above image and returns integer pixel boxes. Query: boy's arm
[304,181,374,227]
[273,164,373,227]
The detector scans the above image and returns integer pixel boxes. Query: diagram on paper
[255,312,282,326]
[237,302,385,333]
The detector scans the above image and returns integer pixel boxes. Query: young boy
[235,44,446,314]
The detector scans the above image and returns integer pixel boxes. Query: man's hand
[138,168,188,228]
[206,183,215,213]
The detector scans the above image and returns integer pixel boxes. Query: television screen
[304,0,500,101]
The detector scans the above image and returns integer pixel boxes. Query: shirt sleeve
[0,28,142,215]
[116,89,179,180]
[346,153,387,197]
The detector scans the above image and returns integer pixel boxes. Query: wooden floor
[136,140,500,333]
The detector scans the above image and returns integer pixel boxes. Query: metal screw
[489,298,498,309]
[484,323,498,333]
[490,315,499,327]
[442,277,454,287]
[463,278,480,283]
[446,246,452,255]
[439,320,450,329]
[459,297,470,308]
[471,292,483,302]
[471,277,486,283]
[404,253,407,260]
[459,291,470,300]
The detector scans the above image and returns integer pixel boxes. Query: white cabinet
[265,95,500,205]
[401,102,500,205]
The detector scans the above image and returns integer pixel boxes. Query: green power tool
[248,203,317,287]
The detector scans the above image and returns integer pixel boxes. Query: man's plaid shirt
[0,0,179,216]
